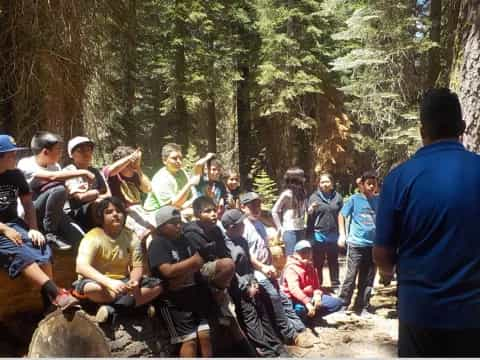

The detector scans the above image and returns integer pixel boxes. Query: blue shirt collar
[414,140,465,158]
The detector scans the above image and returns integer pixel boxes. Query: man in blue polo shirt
[374,88,480,357]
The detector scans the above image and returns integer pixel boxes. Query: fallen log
[28,307,173,357]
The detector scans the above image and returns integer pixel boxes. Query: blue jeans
[283,229,305,256]
[258,277,305,343]
[293,294,343,323]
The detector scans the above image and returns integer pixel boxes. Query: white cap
[67,136,94,158]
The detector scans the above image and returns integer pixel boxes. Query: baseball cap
[294,240,312,253]
[239,192,260,205]
[67,136,95,158]
[221,209,247,229]
[154,206,181,228]
[0,135,27,153]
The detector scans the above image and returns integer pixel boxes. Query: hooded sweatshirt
[182,221,230,262]
[281,254,321,305]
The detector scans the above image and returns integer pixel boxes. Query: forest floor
[294,256,399,358]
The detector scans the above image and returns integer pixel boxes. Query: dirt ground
[299,255,399,358]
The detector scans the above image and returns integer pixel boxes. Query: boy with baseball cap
[63,136,111,231]
[281,240,343,324]
[0,135,78,311]
[17,132,92,250]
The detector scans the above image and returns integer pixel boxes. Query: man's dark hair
[112,145,135,162]
[31,131,62,155]
[420,88,465,140]
[193,196,216,217]
[360,170,377,183]
[96,196,127,226]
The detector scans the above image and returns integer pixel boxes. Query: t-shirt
[17,156,61,194]
[0,169,30,223]
[341,193,378,247]
[103,167,145,207]
[194,177,227,206]
[242,218,272,281]
[375,141,480,329]
[148,233,196,289]
[272,190,306,231]
[64,164,108,209]
[76,227,144,279]
[144,167,192,211]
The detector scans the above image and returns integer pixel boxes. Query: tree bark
[237,64,251,188]
[174,0,189,147]
[124,0,137,145]
[459,0,480,151]
[427,0,442,87]
[207,92,217,153]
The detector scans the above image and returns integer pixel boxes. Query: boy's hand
[28,229,45,247]
[81,170,96,182]
[337,234,346,248]
[4,226,23,246]
[107,279,129,295]
[308,202,320,213]
[306,302,316,317]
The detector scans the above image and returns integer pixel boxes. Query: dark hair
[420,88,465,140]
[112,145,135,162]
[31,131,62,155]
[161,143,182,161]
[283,167,306,214]
[96,197,127,226]
[193,196,216,217]
[360,171,377,183]
[207,157,222,169]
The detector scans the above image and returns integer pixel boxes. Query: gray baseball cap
[154,206,181,228]
[239,192,260,205]
[221,209,247,229]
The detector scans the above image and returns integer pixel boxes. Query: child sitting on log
[74,196,162,323]
[148,206,213,357]
[0,135,79,311]
[64,136,111,232]
[18,131,90,250]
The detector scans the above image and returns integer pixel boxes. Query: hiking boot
[45,233,72,251]
[52,289,80,311]
[95,305,116,323]
[293,332,315,348]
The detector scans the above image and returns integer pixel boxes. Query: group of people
[1,87,480,357]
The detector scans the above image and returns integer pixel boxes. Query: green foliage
[253,168,279,210]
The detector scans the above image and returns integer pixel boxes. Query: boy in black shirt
[222,209,288,357]
[148,206,212,357]
[0,135,78,311]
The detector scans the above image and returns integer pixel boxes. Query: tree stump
[28,308,173,357]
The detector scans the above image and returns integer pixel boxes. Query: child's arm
[33,168,95,182]
[104,149,141,177]
[337,213,347,248]
[193,153,216,176]
[157,252,204,279]
[272,191,288,232]
[19,193,45,246]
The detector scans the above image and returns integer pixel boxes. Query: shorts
[73,276,162,295]
[200,260,218,283]
[0,221,52,279]
[157,298,210,344]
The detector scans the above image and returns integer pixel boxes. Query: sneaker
[52,289,80,310]
[95,305,116,323]
[293,332,315,348]
[45,233,72,251]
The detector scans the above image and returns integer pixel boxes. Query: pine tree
[253,168,278,210]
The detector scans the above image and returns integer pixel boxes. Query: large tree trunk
[427,0,442,87]
[236,64,251,188]
[174,0,189,147]
[459,0,480,151]
[124,0,137,145]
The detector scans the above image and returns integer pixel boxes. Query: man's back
[377,140,480,328]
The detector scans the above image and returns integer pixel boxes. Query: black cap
[154,206,181,228]
[239,192,260,205]
[221,209,247,229]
